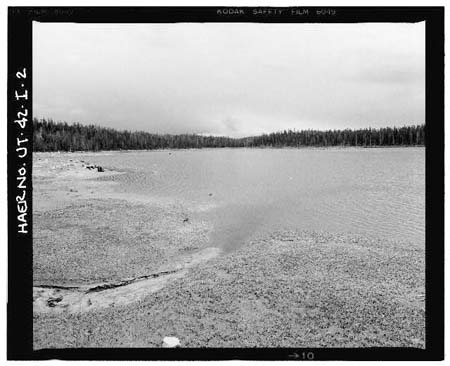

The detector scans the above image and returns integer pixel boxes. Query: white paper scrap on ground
[162,337,181,348]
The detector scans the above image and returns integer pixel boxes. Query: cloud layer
[33,22,425,137]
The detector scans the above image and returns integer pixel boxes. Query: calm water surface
[86,148,424,251]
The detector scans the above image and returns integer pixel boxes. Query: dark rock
[47,296,63,307]
[97,166,104,172]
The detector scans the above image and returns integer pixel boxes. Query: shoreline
[33,153,218,286]
[33,145,425,154]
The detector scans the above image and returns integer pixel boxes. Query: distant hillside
[33,118,425,152]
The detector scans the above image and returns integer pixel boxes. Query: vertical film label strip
[8,8,34,358]
[14,67,29,235]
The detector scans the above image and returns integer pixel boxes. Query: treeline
[33,119,244,151]
[250,125,425,147]
[33,118,425,152]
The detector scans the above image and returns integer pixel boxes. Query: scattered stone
[162,337,180,348]
[97,166,104,172]
[183,218,189,223]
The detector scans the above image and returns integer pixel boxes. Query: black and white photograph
[7,5,444,361]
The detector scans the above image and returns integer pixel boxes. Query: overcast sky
[33,22,424,137]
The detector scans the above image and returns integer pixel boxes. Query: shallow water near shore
[82,147,424,251]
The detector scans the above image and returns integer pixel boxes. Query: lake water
[86,148,425,251]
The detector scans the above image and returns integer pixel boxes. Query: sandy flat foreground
[33,152,425,349]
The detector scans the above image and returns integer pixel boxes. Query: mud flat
[33,152,425,349]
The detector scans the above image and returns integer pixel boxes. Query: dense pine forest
[33,118,425,152]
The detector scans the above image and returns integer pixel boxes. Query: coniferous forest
[33,118,425,152]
